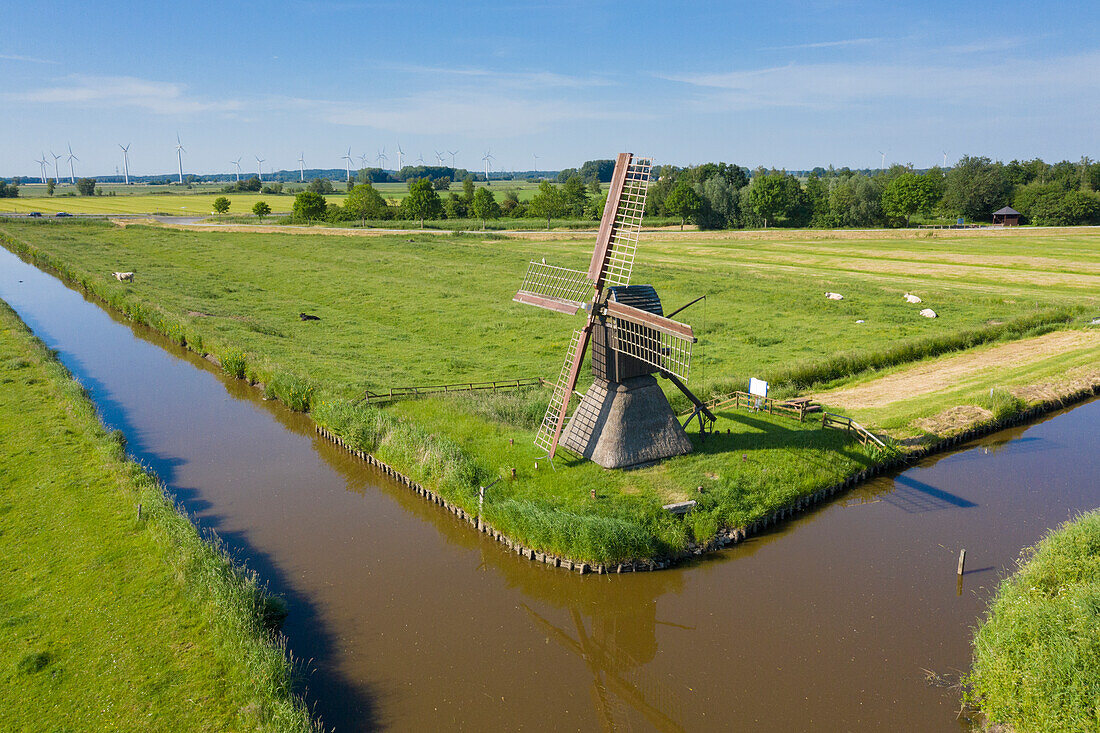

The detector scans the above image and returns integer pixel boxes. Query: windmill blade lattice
[535,329,587,454]
[514,261,593,314]
[598,156,652,288]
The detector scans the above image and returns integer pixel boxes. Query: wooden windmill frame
[513,153,714,464]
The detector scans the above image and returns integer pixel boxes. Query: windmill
[377,147,388,169]
[359,152,370,169]
[298,152,305,182]
[175,134,186,184]
[342,148,354,182]
[482,149,494,185]
[119,144,131,184]
[65,144,78,184]
[395,142,404,172]
[50,151,61,183]
[231,157,242,182]
[449,149,459,168]
[255,155,265,181]
[942,150,949,168]
[513,153,714,468]
[36,154,48,184]
[435,150,445,166]
[416,152,425,165]
[878,150,886,171]
[532,152,539,174]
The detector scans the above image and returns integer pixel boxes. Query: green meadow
[0,180,544,215]
[0,301,313,731]
[2,219,1097,561]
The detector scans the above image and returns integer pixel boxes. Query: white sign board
[749,378,769,398]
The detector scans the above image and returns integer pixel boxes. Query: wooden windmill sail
[513,153,714,467]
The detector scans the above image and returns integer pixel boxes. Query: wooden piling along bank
[6,237,1099,576]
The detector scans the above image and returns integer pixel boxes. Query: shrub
[219,349,247,379]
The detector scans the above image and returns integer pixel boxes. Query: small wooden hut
[992,206,1021,226]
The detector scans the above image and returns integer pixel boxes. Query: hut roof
[993,206,1021,216]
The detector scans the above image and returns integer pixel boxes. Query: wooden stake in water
[957,549,966,576]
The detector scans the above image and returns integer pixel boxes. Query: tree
[308,177,335,194]
[528,180,567,229]
[881,172,929,226]
[76,178,96,196]
[561,174,588,217]
[462,175,475,205]
[432,176,451,191]
[403,177,443,228]
[828,175,883,227]
[344,183,388,222]
[212,196,230,214]
[746,171,805,227]
[0,181,19,198]
[579,159,616,182]
[46,179,55,195]
[471,187,500,229]
[252,201,271,221]
[293,191,327,221]
[664,181,702,230]
[943,156,1010,221]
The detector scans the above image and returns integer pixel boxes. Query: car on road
[28,211,42,217]
[54,212,72,217]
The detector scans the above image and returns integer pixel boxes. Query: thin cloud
[762,37,882,51]
[9,75,244,114]
[660,51,1100,111]
[376,62,614,88]
[0,52,58,64]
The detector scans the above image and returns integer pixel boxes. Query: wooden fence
[821,412,887,450]
[360,377,545,405]
[689,391,820,422]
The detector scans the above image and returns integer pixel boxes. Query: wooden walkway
[821,412,887,450]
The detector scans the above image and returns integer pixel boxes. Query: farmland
[0,181,544,216]
[2,219,1097,562]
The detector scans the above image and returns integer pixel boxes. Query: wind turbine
[359,152,369,169]
[416,152,425,165]
[449,149,458,168]
[119,144,130,185]
[395,142,404,171]
[482,149,494,185]
[942,150,949,168]
[50,151,61,182]
[877,150,886,171]
[231,157,242,182]
[532,153,539,173]
[342,148,354,182]
[435,150,445,166]
[255,155,265,182]
[36,154,48,184]
[174,134,186,184]
[377,147,388,169]
[298,152,305,182]
[65,144,78,184]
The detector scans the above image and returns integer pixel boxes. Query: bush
[219,349,247,379]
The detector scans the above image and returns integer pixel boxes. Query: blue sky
[2,1,1098,177]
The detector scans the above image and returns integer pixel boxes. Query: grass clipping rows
[966,510,1100,732]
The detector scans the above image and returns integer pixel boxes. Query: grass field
[2,219,1097,561]
[0,181,544,215]
[966,510,1100,732]
[0,300,313,731]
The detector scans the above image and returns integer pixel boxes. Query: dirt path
[815,330,1100,410]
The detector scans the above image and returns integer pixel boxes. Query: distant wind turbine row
[26,138,495,184]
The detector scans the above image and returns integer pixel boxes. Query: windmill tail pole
[665,295,706,319]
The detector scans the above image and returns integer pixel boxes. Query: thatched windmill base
[560,375,693,469]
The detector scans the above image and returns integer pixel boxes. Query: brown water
[2,244,1098,732]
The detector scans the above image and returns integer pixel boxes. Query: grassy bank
[1,219,1096,562]
[0,301,314,731]
[966,510,1100,732]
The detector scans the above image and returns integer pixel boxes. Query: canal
[2,244,1097,731]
